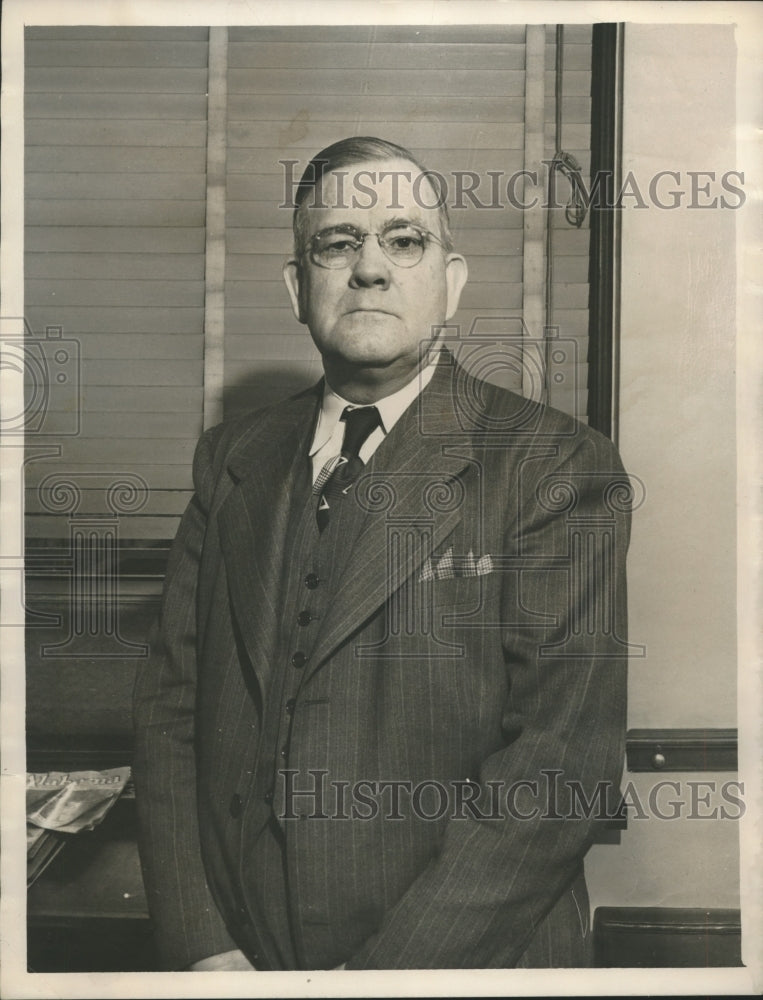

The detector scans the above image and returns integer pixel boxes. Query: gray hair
[292,135,453,256]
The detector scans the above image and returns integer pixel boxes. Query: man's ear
[283,258,305,324]
[444,254,468,321]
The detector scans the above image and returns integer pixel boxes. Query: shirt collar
[309,357,438,457]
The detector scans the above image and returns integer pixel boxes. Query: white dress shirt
[309,360,438,485]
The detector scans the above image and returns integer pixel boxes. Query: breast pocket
[427,574,489,610]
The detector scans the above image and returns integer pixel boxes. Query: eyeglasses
[304,222,445,270]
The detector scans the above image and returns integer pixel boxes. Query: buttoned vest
[241,438,374,968]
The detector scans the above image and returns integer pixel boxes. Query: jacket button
[297,610,313,626]
[229,793,242,819]
[304,573,319,589]
[291,651,306,668]
[264,789,274,805]
[285,698,296,715]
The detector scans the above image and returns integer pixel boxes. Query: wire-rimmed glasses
[305,222,445,269]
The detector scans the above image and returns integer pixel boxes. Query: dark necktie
[316,405,382,532]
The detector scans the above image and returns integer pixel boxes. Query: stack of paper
[26,767,131,888]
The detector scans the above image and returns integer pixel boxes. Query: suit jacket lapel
[305,358,477,680]
[216,386,320,698]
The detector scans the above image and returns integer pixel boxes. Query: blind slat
[25,200,206,228]
[25,67,209,93]
[26,27,209,42]
[60,334,204,361]
[56,412,201,439]
[26,147,206,173]
[227,94,527,123]
[26,120,207,147]
[79,361,202,386]
[229,68,528,96]
[27,172,206,200]
[26,228,206,254]
[229,69,590,96]
[228,41,526,71]
[41,387,203,412]
[25,306,204,334]
[26,93,208,119]
[228,26,528,44]
[228,120,528,150]
[26,40,209,68]
[26,252,205,282]
[26,279,205,308]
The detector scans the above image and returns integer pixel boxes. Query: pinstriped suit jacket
[133,355,630,970]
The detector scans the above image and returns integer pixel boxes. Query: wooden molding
[626,728,738,772]
[594,906,742,967]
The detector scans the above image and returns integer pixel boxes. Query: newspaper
[26,768,131,886]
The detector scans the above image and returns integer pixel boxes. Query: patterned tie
[316,405,382,532]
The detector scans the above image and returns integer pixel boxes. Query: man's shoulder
[457,369,615,454]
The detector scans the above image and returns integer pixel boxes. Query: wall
[585,23,740,912]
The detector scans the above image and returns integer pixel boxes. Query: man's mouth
[346,308,396,316]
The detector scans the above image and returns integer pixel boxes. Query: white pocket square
[419,547,494,582]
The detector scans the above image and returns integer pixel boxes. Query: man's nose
[348,235,391,289]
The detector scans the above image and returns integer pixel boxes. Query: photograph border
[1,2,760,997]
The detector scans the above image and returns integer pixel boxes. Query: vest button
[264,788,274,805]
[229,793,242,819]
[297,610,313,626]
[291,651,306,668]
[304,573,320,589]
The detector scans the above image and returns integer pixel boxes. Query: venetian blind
[24,27,209,539]
[23,24,592,544]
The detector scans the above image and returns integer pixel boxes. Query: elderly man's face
[283,159,467,384]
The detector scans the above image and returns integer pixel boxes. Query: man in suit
[133,136,631,971]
